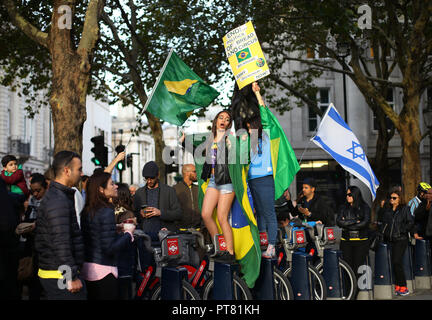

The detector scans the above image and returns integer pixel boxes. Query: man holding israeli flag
[311,103,380,200]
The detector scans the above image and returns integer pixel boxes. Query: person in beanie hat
[133,161,181,241]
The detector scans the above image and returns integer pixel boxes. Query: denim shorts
[207,175,234,194]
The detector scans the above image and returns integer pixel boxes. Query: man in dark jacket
[133,161,182,241]
[292,178,335,226]
[415,188,432,239]
[174,164,201,229]
[34,151,86,300]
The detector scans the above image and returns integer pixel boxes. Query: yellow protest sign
[223,21,270,90]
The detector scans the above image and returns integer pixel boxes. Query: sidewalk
[393,289,432,300]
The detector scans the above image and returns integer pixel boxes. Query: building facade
[0,84,112,179]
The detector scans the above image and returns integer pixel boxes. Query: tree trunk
[399,112,422,202]
[50,50,88,155]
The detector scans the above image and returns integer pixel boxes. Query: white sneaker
[262,244,275,259]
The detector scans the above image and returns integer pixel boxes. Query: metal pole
[429,131,432,183]
[342,71,349,189]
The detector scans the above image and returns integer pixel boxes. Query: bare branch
[3,0,49,48]
[77,0,105,73]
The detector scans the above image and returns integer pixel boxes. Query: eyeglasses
[390,196,399,200]
[346,193,353,197]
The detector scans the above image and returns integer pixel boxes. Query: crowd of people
[1,81,432,300]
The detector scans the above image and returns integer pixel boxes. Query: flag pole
[142,48,174,113]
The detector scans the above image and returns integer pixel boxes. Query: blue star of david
[346,141,366,161]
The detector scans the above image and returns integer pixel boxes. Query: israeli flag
[311,104,380,200]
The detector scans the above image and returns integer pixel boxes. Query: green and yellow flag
[195,135,261,288]
[260,105,300,200]
[143,49,219,126]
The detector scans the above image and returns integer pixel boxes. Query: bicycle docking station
[320,227,343,300]
[252,232,276,300]
[414,239,432,289]
[322,249,343,299]
[212,234,240,300]
[356,254,373,300]
[159,233,189,300]
[373,242,394,299]
[284,226,313,300]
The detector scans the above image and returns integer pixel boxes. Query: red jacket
[1,169,30,198]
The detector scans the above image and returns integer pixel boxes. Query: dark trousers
[391,239,408,287]
[0,230,20,300]
[340,239,370,279]
[86,273,119,300]
[39,277,87,300]
[118,277,133,300]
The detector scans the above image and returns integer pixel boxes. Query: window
[309,88,330,132]
[373,88,394,131]
[306,46,328,59]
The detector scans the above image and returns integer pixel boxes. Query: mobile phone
[141,205,148,209]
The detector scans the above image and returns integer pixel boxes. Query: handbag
[17,256,33,281]
[369,231,383,252]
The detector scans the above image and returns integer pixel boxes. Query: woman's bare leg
[201,187,220,239]
[217,191,236,255]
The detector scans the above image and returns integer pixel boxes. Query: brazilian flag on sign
[143,49,220,126]
[236,47,251,63]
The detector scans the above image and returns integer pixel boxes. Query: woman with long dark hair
[80,172,135,300]
[336,186,371,284]
[243,83,278,258]
[200,110,236,262]
[377,187,414,296]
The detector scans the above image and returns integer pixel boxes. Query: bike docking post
[287,227,313,300]
[414,239,432,289]
[321,227,343,300]
[402,242,415,293]
[356,253,373,300]
[161,267,189,300]
[212,234,239,300]
[159,235,189,300]
[322,249,343,299]
[373,242,394,299]
[252,232,276,300]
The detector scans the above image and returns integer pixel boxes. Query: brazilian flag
[260,104,300,200]
[195,135,261,288]
[143,49,219,126]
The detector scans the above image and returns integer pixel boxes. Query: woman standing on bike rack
[200,110,236,263]
[336,186,370,283]
[244,82,278,258]
[80,172,136,300]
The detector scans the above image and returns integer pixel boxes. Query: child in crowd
[1,154,30,200]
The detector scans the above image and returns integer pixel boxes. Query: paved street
[393,289,432,300]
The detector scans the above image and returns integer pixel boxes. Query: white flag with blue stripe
[311,103,380,200]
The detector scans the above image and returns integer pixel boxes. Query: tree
[228,0,432,201]
[93,0,240,181]
[1,0,105,155]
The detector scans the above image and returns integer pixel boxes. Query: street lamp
[336,42,350,124]
[336,41,351,190]
[423,103,432,182]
